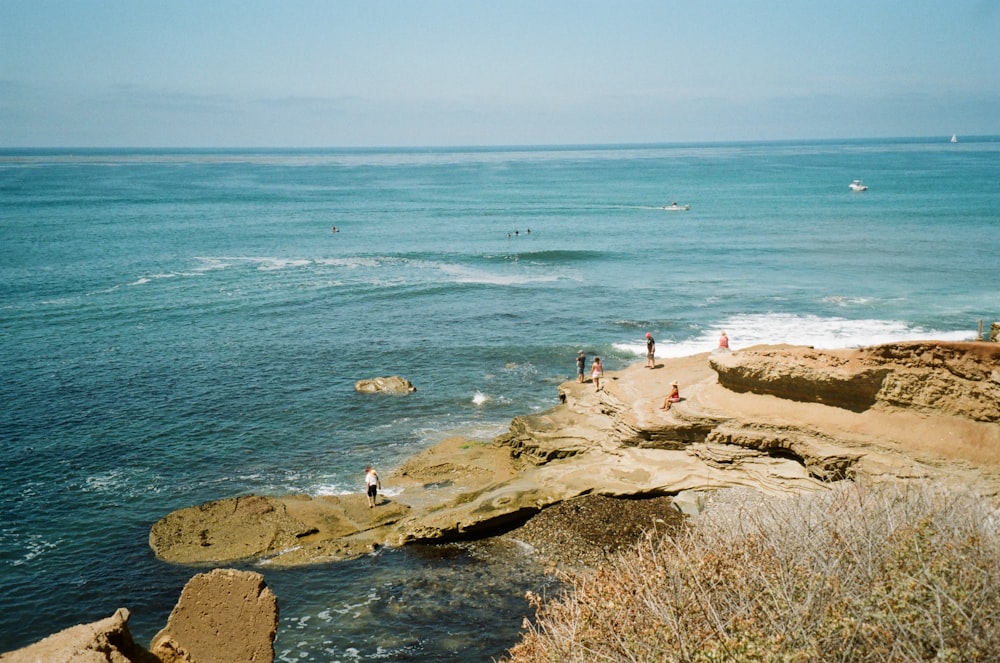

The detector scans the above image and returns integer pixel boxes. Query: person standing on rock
[576,350,587,383]
[591,356,604,391]
[365,466,382,508]
[645,333,656,368]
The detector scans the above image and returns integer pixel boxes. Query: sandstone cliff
[148,342,999,567]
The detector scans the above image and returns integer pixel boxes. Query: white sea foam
[435,262,561,286]
[614,313,977,358]
[128,272,180,286]
[12,533,61,566]
[472,391,490,406]
[192,256,234,272]
[822,295,877,307]
[413,421,510,446]
[315,256,391,269]
[83,469,129,494]
[311,484,354,497]
[257,257,313,271]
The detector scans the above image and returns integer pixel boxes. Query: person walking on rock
[365,466,382,508]
[591,356,604,391]
[576,350,587,383]
[645,332,656,368]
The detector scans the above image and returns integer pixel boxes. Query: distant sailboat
[951,134,958,143]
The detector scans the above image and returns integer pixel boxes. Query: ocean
[2,138,998,661]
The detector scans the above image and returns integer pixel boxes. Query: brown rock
[0,608,157,663]
[710,345,886,411]
[149,569,278,663]
[711,341,1000,422]
[354,376,416,394]
[149,494,317,564]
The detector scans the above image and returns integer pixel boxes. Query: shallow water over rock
[263,537,561,662]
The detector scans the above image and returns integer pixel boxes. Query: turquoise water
[2,139,998,660]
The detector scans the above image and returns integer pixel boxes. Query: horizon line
[1,134,993,153]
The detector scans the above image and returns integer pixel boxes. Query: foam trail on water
[614,313,977,358]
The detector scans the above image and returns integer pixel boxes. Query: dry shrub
[502,481,1000,662]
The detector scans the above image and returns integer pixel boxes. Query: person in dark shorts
[576,350,587,383]
[645,332,655,368]
[365,466,382,508]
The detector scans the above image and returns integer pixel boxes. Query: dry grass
[502,481,1000,662]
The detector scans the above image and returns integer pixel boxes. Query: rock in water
[149,569,278,663]
[354,376,417,394]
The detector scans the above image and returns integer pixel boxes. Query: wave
[122,254,568,290]
[481,249,609,264]
[434,262,562,286]
[613,313,977,358]
[128,273,180,286]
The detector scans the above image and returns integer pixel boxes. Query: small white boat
[951,134,958,143]
[661,202,690,211]
[848,180,868,192]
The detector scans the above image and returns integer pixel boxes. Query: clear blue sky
[2,0,998,147]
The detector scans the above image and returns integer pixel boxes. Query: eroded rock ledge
[149,342,1000,567]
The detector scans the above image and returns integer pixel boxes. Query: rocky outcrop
[1,570,277,663]
[711,342,1000,421]
[0,608,156,663]
[149,569,278,663]
[710,345,887,412]
[149,342,1000,568]
[354,376,416,394]
[861,342,1000,422]
[148,494,322,565]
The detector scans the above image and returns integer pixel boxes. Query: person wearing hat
[660,381,681,410]
[645,332,656,368]
[364,466,382,508]
[576,350,587,383]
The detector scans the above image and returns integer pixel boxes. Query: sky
[1,1,998,147]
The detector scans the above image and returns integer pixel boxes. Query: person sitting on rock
[660,381,681,410]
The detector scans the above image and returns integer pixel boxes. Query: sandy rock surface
[149,342,1000,568]
[150,569,278,663]
[0,608,156,663]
